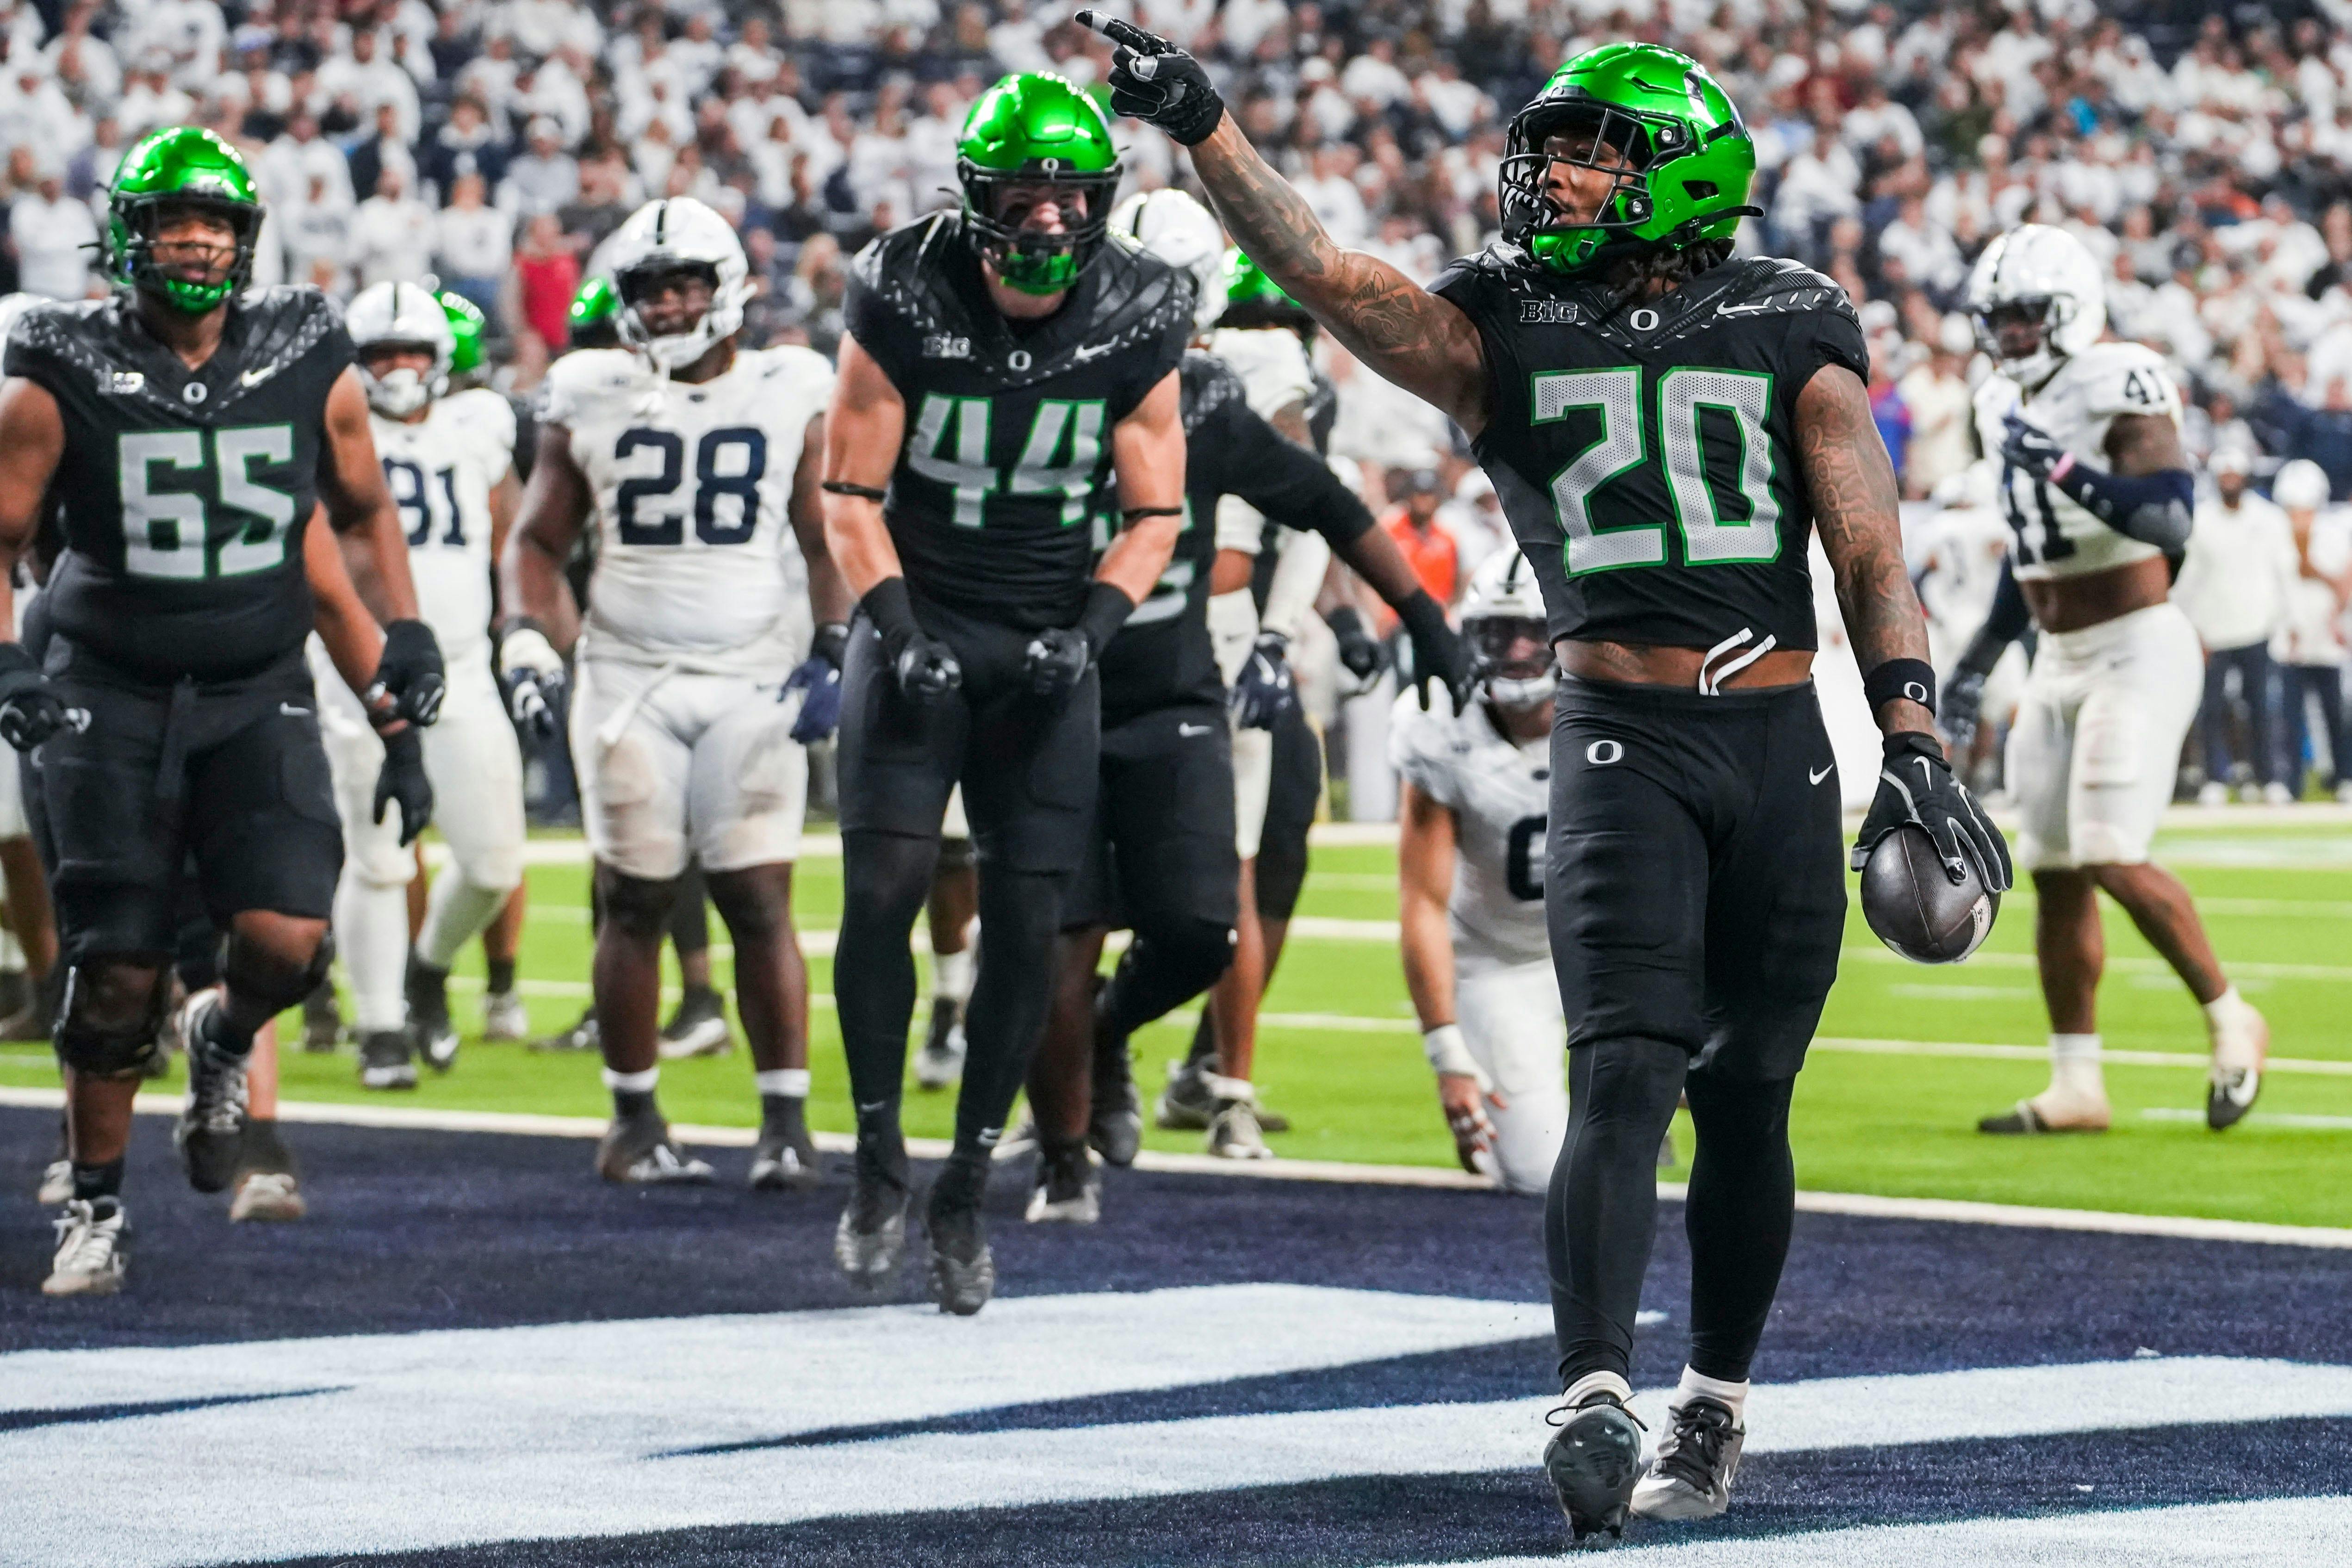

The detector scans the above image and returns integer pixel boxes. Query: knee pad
[1571,1036,1690,1133]
[1136,917,1237,991]
[597,868,679,940]
[223,928,335,1016]
[55,963,168,1080]
[1254,837,1309,921]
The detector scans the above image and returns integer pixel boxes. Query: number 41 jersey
[1431,250,1869,653]
[541,344,835,669]
[4,288,353,684]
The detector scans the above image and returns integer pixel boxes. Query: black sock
[197,1000,255,1062]
[613,1088,657,1119]
[487,958,516,995]
[1682,1073,1797,1384]
[760,1092,806,1131]
[954,866,1068,1158]
[72,1157,124,1201]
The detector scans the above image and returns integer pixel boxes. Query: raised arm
[1079,12,1491,434]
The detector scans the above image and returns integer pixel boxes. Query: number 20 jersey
[372,387,515,667]
[1430,250,1869,652]
[540,344,835,669]
[1969,341,2182,583]
[4,287,352,684]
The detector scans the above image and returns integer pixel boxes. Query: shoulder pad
[1179,348,1246,436]
[749,342,835,382]
[2067,340,2181,420]
[1712,257,1859,323]
[213,286,347,410]
[847,212,976,338]
[540,347,645,423]
[1386,685,1469,798]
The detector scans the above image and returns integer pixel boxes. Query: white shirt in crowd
[2275,509,2352,669]
[2174,490,2299,652]
[8,188,94,300]
[435,203,513,282]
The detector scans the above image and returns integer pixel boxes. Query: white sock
[2203,985,2263,1064]
[1672,1365,1750,1423]
[1563,1370,1632,1409]
[418,872,513,972]
[754,1068,811,1098]
[601,1066,658,1094]
[933,940,975,1006]
[0,924,23,971]
[335,875,412,1035]
[2047,1033,2104,1101]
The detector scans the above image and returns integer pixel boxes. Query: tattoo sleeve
[1798,364,1933,734]
[1188,117,1491,434]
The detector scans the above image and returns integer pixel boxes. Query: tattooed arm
[1186,117,1492,436]
[1798,363,1934,738]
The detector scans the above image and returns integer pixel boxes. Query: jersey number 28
[613,426,766,546]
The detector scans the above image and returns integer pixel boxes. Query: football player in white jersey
[1956,224,2266,1135]
[1391,549,1567,1194]
[318,281,527,1090]
[500,196,843,1187]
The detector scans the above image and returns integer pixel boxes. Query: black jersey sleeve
[1207,391,1373,548]
[1429,251,1518,442]
[842,232,924,393]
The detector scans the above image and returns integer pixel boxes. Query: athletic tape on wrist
[1422,1023,1489,1087]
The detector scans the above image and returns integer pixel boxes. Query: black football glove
[373,726,433,848]
[1076,11,1226,145]
[1851,731,2012,892]
[369,619,447,727]
[1940,666,1986,758]
[1324,606,1385,694]
[784,622,848,744]
[1998,411,2068,482]
[1231,632,1298,730]
[1024,626,1092,700]
[0,642,73,752]
[1395,590,1471,711]
[496,622,567,741]
[890,629,963,703]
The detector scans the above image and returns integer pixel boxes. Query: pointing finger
[1075,11,1158,50]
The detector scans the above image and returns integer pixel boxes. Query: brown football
[1861,824,1998,964]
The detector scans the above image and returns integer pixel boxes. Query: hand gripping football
[1860,823,1998,964]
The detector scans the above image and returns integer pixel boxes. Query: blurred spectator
[1899,317,1976,499]
[503,117,578,218]
[2175,450,2297,803]
[2270,460,2352,799]
[345,103,416,212]
[349,167,434,291]
[510,211,581,358]
[1437,470,1510,581]
[1382,469,1460,611]
[9,164,94,300]
[435,173,511,321]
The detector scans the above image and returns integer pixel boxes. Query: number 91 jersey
[1970,341,2182,583]
[1430,251,1869,652]
[373,387,515,667]
[541,344,835,667]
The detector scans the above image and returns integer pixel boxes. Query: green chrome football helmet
[956,72,1122,296]
[1498,43,1760,277]
[104,126,265,312]
[1215,248,1313,334]
[437,289,487,374]
[565,274,619,349]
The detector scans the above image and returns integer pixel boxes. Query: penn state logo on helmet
[346,280,456,417]
[605,197,751,374]
[1459,547,1555,710]
[1965,224,2106,393]
[1110,187,1227,332]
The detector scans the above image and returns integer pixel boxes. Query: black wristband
[859,577,922,645]
[1075,580,1136,654]
[1864,657,1937,716]
[1395,589,1449,644]
[812,621,849,668]
[822,480,888,502]
[1122,506,1183,521]
[1323,605,1367,640]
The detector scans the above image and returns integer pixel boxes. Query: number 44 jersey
[1970,340,2182,583]
[373,387,515,668]
[541,343,835,669]
[4,288,354,684]
[1430,251,1869,654]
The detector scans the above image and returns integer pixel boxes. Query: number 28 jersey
[1431,250,1869,653]
[540,344,834,669]
[372,387,515,667]
[1970,341,2182,583]
[4,288,352,684]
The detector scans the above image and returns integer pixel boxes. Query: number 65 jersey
[1970,341,2182,582]
[541,343,835,669]
[1430,251,1868,654]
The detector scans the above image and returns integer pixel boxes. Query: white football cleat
[43,1197,127,1296]
[1631,1396,1745,1521]
[2208,999,2268,1131]
[481,989,530,1043]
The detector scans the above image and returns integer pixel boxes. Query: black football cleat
[658,984,732,1060]
[1631,1396,1744,1521]
[1543,1395,1645,1546]
[749,1113,822,1191]
[406,954,459,1072]
[300,979,343,1052]
[925,1165,996,1316]
[358,1030,418,1090]
[174,992,249,1195]
[530,1005,600,1054]
[834,1133,911,1289]
[1090,1029,1143,1168]
[595,1110,714,1184]
[1025,1139,1101,1224]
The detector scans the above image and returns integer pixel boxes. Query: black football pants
[1543,676,1843,1389]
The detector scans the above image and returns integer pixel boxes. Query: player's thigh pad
[34,673,182,960]
[1231,722,1273,860]
[685,671,808,873]
[571,657,695,881]
[1103,707,1240,934]
[2067,604,2204,867]
[1696,687,1846,1081]
[1548,690,1712,1052]
[186,687,344,923]
[1456,959,1568,1196]
[836,618,963,845]
[2005,654,2079,873]
[422,660,527,891]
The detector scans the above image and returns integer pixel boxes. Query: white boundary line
[6,1085,2349,1249]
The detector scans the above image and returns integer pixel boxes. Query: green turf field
[7,816,2352,1228]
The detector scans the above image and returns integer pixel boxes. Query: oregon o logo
[182,381,208,404]
[1008,349,1032,372]
[1629,308,1659,331]
[1585,739,1623,766]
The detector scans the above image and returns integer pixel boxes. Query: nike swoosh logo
[1179,722,1214,736]
[241,366,273,386]
[280,703,310,717]
[1809,764,1833,785]
[1072,342,1115,362]
[1715,300,1783,317]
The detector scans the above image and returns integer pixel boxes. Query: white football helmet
[1111,187,1227,333]
[346,280,455,417]
[2275,458,2331,512]
[606,196,750,373]
[1460,546,1554,711]
[1965,224,2106,392]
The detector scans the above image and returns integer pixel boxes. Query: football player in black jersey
[0,129,439,1296]
[820,73,1188,1315]
[1020,189,1464,1220]
[1086,21,2012,1539]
